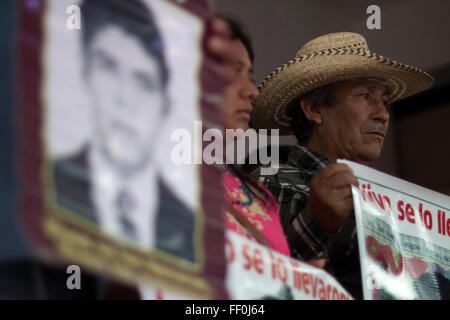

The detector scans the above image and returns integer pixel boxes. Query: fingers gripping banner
[340,160,450,300]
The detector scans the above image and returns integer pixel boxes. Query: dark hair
[289,83,336,144]
[215,14,254,64]
[80,0,169,87]
[215,15,265,199]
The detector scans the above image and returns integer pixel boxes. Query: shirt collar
[287,145,331,172]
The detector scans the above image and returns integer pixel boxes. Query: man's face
[86,25,165,170]
[317,79,390,164]
[223,39,259,131]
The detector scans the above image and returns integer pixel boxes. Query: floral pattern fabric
[223,171,290,256]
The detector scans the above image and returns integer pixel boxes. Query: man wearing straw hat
[250,32,434,299]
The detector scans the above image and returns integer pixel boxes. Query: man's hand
[307,163,359,234]
[305,259,326,269]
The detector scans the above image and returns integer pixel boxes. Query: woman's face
[222,39,259,131]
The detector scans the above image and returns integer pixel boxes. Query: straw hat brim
[251,48,435,135]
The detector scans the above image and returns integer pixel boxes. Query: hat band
[258,48,434,92]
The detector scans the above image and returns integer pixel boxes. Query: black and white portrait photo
[44,0,204,263]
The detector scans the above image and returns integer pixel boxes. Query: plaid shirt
[251,145,361,297]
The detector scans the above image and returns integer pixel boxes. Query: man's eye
[360,93,370,99]
[97,58,116,72]
[92,51,117,72]
[134,73,158,91]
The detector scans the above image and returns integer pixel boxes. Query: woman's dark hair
[214,16,267,201]
[81,0,169,87]
[215,14,254,64]
[215,15,266,200]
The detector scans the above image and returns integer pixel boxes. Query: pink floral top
[223,170,291,256]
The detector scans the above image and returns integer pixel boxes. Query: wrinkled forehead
[333,78,394,97]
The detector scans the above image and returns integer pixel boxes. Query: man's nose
[115,78,134,108]
[371,98,389,124]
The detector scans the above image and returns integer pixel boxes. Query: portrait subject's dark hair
[80,0,169,87]
[216,14,255,64]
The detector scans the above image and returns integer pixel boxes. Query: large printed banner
[141,231,353,300]
[225,232,352,300]
[17,0,227,299]
[340,160,450,300]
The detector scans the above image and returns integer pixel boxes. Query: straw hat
[251,32,435,135]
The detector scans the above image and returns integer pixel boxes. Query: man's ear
[300,98,322,125]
